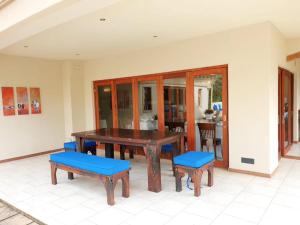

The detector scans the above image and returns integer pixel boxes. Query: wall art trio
[1,87,42,116]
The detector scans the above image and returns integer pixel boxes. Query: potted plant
[204,109,214,120]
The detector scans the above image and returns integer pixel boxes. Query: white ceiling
[1,0,300,60]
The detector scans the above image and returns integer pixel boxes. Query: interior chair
[197,123,222,160]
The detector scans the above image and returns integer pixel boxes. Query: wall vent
[241,157,255,164]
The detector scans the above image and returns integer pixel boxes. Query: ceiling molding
[287,52,300,61]
[0,0,14,10]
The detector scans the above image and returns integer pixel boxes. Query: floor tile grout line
[0,211,19,223]
[207,174,256,224]
[0,198,45,225]
[257,159,295,225]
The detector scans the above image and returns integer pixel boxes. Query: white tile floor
[0,151,300,225]
[286,143,300,157]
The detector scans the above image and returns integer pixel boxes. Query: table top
[72,128,181,145]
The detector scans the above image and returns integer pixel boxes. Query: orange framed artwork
[1,87,15,116]
[30,88,42,114]
[16,87,29,115]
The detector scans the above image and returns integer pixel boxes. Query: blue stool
[83,140,97,155]
[161,144,173,153]
[174,151,214,197]
[64,141,97,155]
[64,141,77,152]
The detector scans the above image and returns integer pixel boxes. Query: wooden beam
[287,51,300,61]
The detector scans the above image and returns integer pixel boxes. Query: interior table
[72,128,184,193]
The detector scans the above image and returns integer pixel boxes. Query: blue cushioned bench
[174,151,214,197]
[50,152,131,205]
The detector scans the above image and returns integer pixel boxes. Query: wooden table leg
[75,137,84,152]
[105,143,114,158]
[70,136,84,180]
[143,144,162,192]
[180,134,185,154]
[120,145,125,160]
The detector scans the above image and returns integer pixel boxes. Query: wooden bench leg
[51,163,57,185]
[175,168,184,192]
[121,172,130,198]
[193,170,202,197]
[208,165,214,187]
[104,177,116,206]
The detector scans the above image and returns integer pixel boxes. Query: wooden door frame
[278,67,294,157]
[186,65,229,168]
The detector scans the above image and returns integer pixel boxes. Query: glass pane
[164,77,186,133]
[98,85,113,128]
[194,75,223,161]
[284,75,289,148]
[116,83,133,129]
[138,80,158,130]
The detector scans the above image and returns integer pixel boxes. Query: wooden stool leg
[121,172,130,198]
[104,177,115,205]
[51,163,57,185]
[208,165,214,187]
[171,152,175,176]
[175,169,183,192]
[193,170,202,197]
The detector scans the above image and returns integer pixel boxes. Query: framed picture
[1,87,15,116]
[16,87,29,115]
[30,87,42,114]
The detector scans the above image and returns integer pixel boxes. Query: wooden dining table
[72,128,184,193]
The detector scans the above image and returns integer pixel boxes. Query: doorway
[278,67,294,158]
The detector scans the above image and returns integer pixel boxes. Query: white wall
[0,54,64,160]
[62,60,85,141]
[83,22,281,174]
[287,38,300,54]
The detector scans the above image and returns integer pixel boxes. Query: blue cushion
[50,152,130,176]
[84,140,97,148]
[161,144,173,153]
[174,151,214,168]
[64,141,77,151]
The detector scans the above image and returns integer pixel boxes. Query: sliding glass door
[187,67,228,168]
[95,82,113,129]
[116,82,134,129]
[93,65,229,168]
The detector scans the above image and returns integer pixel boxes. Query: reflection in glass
[284,75,289,148]
[138,80,158,130]
[194,75,223,160]
[98,85,112,128]
[164,77,186,132]
[116,83,133,129]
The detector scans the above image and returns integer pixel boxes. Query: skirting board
[228,168,272,178]
[283,155,300,160]
[0,149,63,164]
